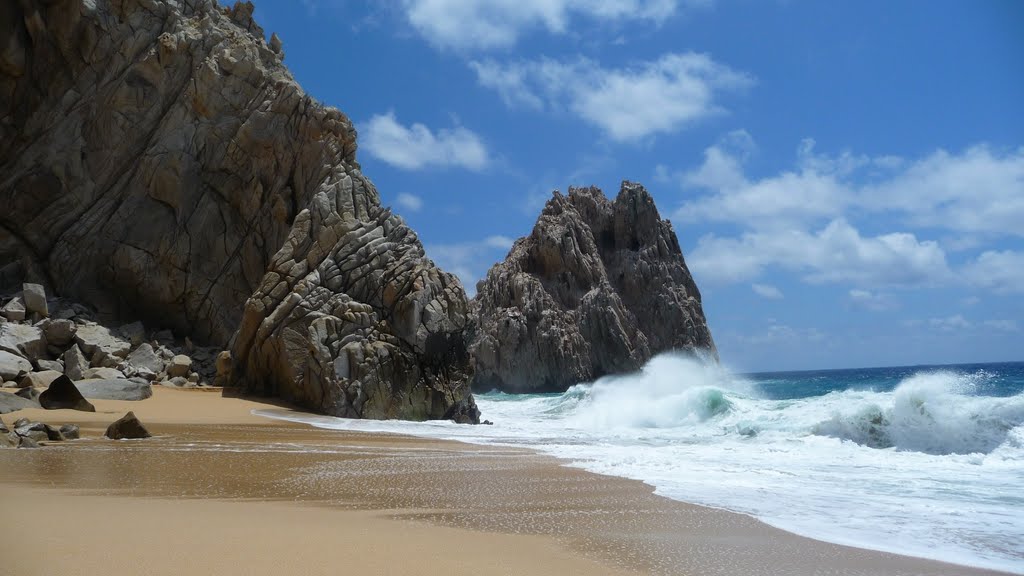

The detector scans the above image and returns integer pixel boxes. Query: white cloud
[848,289,894,311]
[471,53,751,142]
[929,314,971,332]
[361,112,489,171]
[963,250,1024,294]
[984,319,1019,333]
[751,283,783,299]
[674,139,1024,237]
[734,321,827,346]
[862,146,1024,238]
[395,193,424,212]
[688,219,952,287]
[402,0,694,51]
[673,136,1024,295]
[426,235,516,296]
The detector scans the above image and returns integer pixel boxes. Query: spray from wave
[559,353,754,430]
[812,371,1024,455]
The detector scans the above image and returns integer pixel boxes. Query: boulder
[470,183,717,393]
[44,319,77,348]
[74,325,130,367]
[22,283,48,317]
[20,370,63,389]
[75,379,153,401]
[105,412,152,440]
[126,344,164,374]
[0,350,32,380]
[83,367,126,380]
[62,345,89,381]
[59,424,80,440]
[38,376,96,412]
[37,359,64,372]
[0,323,47,361]
[214,350,232,386]
[0,391,37,414]
[1,297,26,322]
[15,421,63,441]
[14,423,49,442]
[15,386,40,402]
[166,355,192,378]
[0,417,7,433]
[17,435,40,449]
[119,322,146,348]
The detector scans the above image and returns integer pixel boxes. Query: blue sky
[251,0,1023,372]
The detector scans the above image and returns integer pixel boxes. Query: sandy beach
[0,387,1013,576]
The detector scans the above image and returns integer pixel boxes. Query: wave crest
[814,371,1024,455]
[563,354,749,430]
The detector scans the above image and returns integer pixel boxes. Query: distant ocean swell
[257,356,1024,574]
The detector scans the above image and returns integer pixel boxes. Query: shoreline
[1,387,1015,576]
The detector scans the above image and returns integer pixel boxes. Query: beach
[0,387,1013,576]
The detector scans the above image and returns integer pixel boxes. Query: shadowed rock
[39,375,95,412]
[2,0,477,423]
[105,412,151,440]
[470,182,717,393]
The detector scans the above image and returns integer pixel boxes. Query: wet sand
[0,387,1012,576]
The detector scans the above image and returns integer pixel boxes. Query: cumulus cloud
[672,135,1024,295]
[471,53,751,141]
[402,0,696,51]
[361,112,489,171]
[751,283,783,299]
[395,193,424,212]
[425,235,516,295]
[963,250,1024,294]
[687,219,952,287]
[674,139,1024,236]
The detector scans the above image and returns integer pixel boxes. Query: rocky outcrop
[1,0,476,421]
[470,182,716,393]
[1,0,355,345]
[228,179,478,421]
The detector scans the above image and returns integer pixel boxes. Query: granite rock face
[1,0,355,345]
[470,182,717,393]
[229,177,478,422]
[1,0,476,421]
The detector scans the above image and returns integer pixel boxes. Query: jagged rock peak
[470,181,717,393]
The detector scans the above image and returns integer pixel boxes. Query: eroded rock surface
[1,0,477,421]
[470,182,717,393]
[229,177,477,422]
[1,0,356,345]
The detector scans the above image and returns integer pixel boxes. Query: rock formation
[470,182,717,393]
[1,0,476,422]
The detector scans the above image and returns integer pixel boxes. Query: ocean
[260,356,1024,574]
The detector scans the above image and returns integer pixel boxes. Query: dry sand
[0,386,1013,576]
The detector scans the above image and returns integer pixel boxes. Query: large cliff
[470,182,717,393]
[0,0,477,421]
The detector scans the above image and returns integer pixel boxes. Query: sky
[250,0,1023,372]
